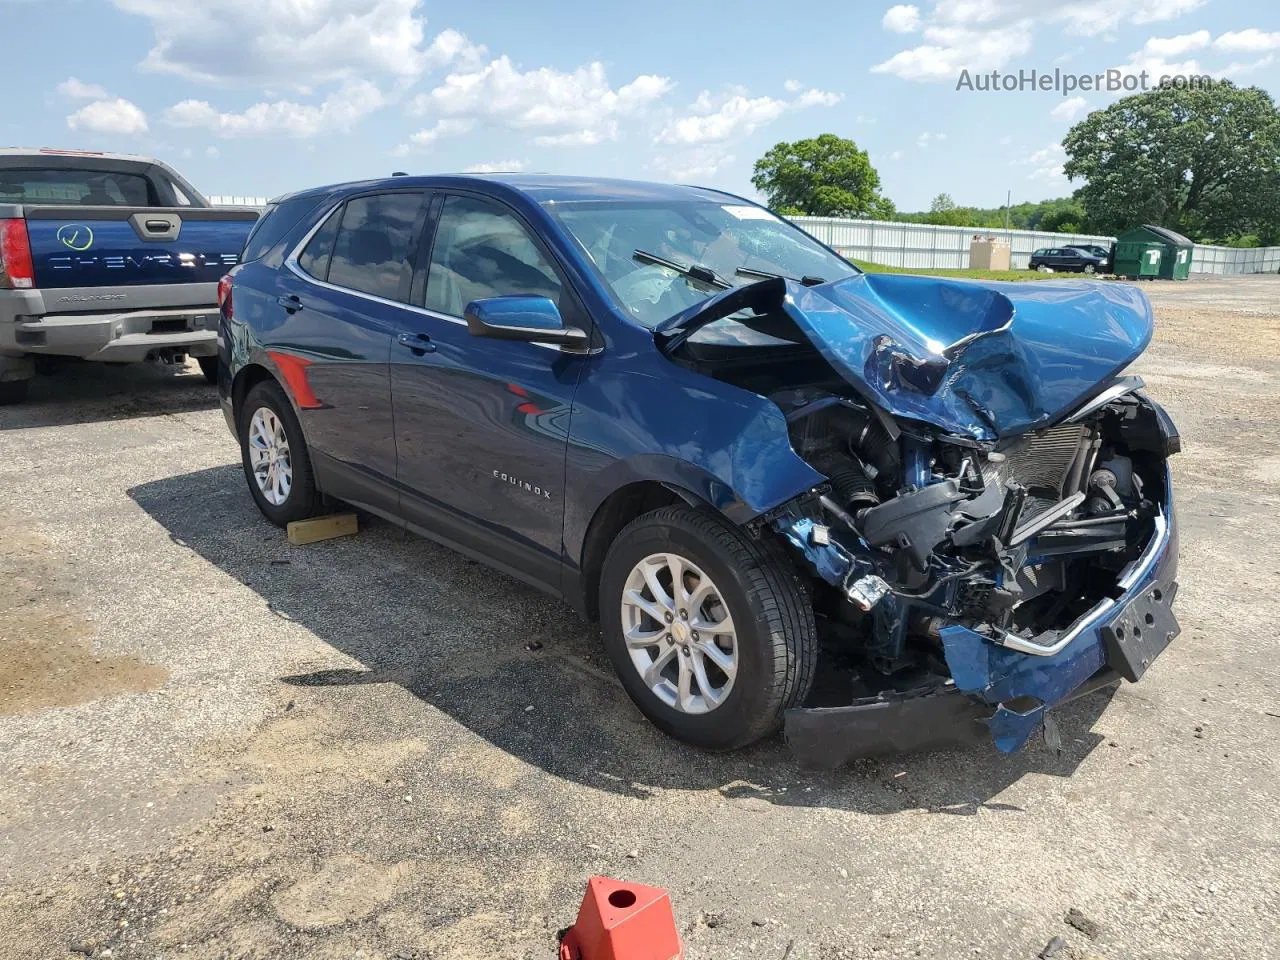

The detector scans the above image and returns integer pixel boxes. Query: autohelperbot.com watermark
[956,68,1217,96]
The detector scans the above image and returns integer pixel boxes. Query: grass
[850,259,1061,282]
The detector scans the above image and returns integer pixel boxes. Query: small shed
[1115,224,1194,280]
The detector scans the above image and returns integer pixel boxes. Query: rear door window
[326,192,427,302]
[0,168,156,205]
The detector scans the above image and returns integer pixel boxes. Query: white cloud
[422,27,486,71]
[66,98,149,135]
[882,4,922,33]
[1214,29,1280,54]
[1018,143,1066,182]
[872,22,1033,81]
[463,159,525,173]
[659,95,787,144]
[793,87,843,108]
[1220,55,1276,77]
[57,77,109,100]
[408,57,671,148]
[1057,0,1206,37]
[112,0,470,85]
[916,131,947,146]
[888,149,904,160]
[1142,30,1211,58]
[783,79,803,93]
[657,86,841,146]
[874,0,1206,81]
[400,118,475,150]
[163,81,384,138]
[653,148,736,181]
[1050,95,1089,121]
[206,146,220,158]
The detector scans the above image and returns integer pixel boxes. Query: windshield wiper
[633,249,730,289]
[735,266,827,286]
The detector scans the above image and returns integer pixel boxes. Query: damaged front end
[661,274,1181,763]
[771,382,1179,763]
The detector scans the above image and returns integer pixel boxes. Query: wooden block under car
[287,513,358,546]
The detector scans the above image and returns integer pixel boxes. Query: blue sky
[7,0,1279,210]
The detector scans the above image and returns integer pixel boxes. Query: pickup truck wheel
[599,506,817,750]
[238,380,324,526]
[0,379,30,405]
[197,356,218,385]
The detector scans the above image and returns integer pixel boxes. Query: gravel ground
[1,276,1277,960]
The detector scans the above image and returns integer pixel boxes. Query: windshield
[546,200,858,328]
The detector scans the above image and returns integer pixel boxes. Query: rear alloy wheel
[1083,263,1097,274]
[599,506,817,750]
[1037,264,1054,273]
[238,379,324,526]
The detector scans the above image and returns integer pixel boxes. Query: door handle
[277,294,302,313]
[396,331,436,355]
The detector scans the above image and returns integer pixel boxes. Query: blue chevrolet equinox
[217,175,1180,762]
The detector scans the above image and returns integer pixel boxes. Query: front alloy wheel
[598,505,817,750]
[620,552,738,714]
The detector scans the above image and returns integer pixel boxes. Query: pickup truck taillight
[217,273,233,319]
[0,219,35,290]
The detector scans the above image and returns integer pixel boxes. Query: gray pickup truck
[0,149,260,403]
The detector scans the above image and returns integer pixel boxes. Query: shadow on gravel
[129,464,1114,815]
[0,360,217,430]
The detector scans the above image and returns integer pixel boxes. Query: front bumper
[786,499,1179,766]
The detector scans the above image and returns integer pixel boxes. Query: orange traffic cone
[559,876,683,960]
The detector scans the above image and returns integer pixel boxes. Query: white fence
[208,195,270,208]
[1184,243,1280,275]
[791,215,1280,276]
[791,216,1114,271]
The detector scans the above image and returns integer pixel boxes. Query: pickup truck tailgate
[24,206,258,289]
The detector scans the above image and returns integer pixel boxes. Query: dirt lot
[2,276,1277,960]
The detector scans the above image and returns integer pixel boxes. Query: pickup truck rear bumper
[0,283,219,365]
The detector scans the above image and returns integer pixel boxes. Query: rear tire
[237,379,324,527]
[598,505,817,750]
[0,379,30,405]
[197,356,219,385]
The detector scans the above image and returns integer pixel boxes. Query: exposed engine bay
[761,378,1178,679]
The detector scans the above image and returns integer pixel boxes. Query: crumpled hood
[661,273,1155,441]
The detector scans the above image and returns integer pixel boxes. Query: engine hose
[889,562,987,599]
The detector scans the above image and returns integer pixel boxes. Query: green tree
[751,134,894,218]
[930,192,956,213]
[1063,80,1280,240]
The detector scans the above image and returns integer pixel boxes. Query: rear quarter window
[241,194,327,264]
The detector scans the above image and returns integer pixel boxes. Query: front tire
[237,379,324,526]
[598,506,817,750]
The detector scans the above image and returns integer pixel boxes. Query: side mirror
[463,296,589,349]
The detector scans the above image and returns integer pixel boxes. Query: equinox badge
[493,469,552,500]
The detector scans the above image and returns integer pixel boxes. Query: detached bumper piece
[785,685,991,767]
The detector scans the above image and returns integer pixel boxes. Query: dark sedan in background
[1029,245,1110,274]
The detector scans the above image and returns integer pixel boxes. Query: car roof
[276,173,753,208]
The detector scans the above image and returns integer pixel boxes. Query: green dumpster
[1114,224,1194,280]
